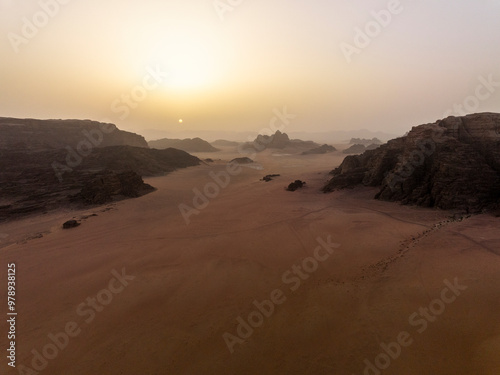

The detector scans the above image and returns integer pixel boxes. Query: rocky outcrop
[230,157,253,164]
[302,144,337,155]
[262,174,280,182]
[349,138,383,146]
[324,113,500,212]
[366,144,380,151]
[0,146,200,221]
[211,139,239,147]
[148,137,219,152]
[242,130,319,153]
[77,170,155,205]
[0,117,148,150]
[254,130,290,149]
[286,180,306,191]
[63,220,80,229]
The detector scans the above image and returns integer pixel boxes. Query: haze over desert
[2,1,500,374]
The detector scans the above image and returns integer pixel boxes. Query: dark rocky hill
[349,137,383,146]
[148,137,219,152]
[242,130,319,152]
[211,139,240,147]
[343,144,366,154]
[324,113,500,212]
[302,144,337,155]
[0,117,148,150]
[0,146,200,221]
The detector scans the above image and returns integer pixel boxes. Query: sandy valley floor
[1,149,500,375]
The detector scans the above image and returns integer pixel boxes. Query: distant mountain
[365,144,380,151]
[138,129,399,144]
[0,117,148,150]
[211,139,240,147]
[256,130,290,149]
[343,144,366,154]
[148,137,219,152]
[242,130,319,152]
[288,130,399,144]
[302,144,337,155]
[349,137,383,146]
[324,113,500,212]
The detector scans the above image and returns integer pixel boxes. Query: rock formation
[365,144,380,151]
[0,117,148,150]
[302,144,337,155]
[349,137,383,146]
[324,113,500,212]
[77,170,155,205]
[262,174,280,182]
[211,139,240,147]
[254,130,290,149]
[286,180,306,191]
[242,130,319,153]
[343,144,366,154]
[0,146,200,221]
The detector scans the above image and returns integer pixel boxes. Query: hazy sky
[1,0,499,136]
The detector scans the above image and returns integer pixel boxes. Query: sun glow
[156,39,219,91]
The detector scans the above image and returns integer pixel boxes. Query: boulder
[343,144,366,154]
[63,220,80,229]
[286,180,306,191]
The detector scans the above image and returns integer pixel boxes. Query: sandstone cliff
[324,113,500,212]
[0,146,200,221]
[0,117,148,150]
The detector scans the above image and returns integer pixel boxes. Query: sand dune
[1,150,499,375]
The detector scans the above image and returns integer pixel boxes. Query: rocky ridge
[148,137,219,152]
[324,113,500,212]
[0,117,148,150]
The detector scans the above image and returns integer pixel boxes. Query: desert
[1,120,500,374]
[2,2,500,374]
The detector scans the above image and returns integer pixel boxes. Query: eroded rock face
[254,130,290,149]
[77,171,155,205]
[302,144,337,155]
[0,117,148,150]
[324,113,500,212]
[286,180,306,191]
[343,144,366,154]
[148,137,219,152]
[0,146,200,221]
[63,220,80,229]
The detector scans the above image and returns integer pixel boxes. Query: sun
[179,119,183,124]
